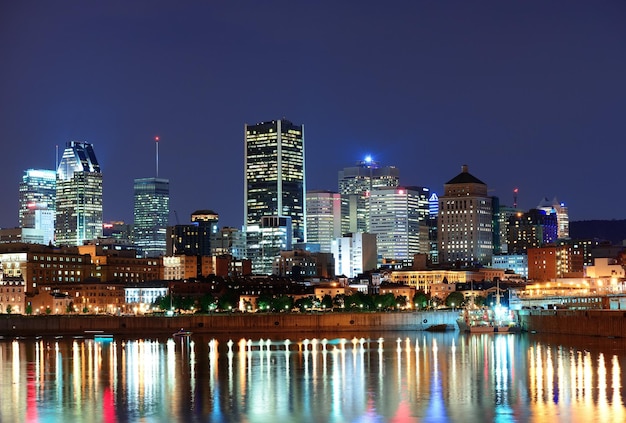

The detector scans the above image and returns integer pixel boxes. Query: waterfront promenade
[0,310,458,337]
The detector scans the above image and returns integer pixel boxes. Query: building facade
[437,165,493,266]
[369,186,430,262]
[19,168,57,245]
[133,177,170,257]
[537,197,569,239]
[305,190,342,253]
[55,141,103,246]
[244,119,306,242]
[331,232,377,278]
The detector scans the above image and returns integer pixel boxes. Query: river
[1,331,625,422]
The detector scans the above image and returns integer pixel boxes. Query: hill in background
[570,220,626,246]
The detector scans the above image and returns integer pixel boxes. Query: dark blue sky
[1,1,625,229]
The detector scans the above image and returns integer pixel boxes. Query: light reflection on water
[1,332,625,422]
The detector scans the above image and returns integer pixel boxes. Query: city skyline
[1,2,625,230]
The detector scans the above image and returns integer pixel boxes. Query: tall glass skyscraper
[338,158,399,234]
[55,141,103,246]
[244,119,305,241]
[244,119,305,273]
[133,177,170,257]
[306,190,341,253]
[19,169,57,245]
[369,186,431,262]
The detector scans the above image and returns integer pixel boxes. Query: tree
[45,307,51,315]
[445,292,465,308]
[321,295,333,310]
[25,304,32,315]
[6,304,12,314]
[413,290,430,310]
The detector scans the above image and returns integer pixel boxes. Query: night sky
[1,1,625,230]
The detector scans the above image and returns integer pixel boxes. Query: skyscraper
[437,165,493,266]
[133,177,170,257]
[306,190,341,253]
[338,158,399,234]
[369,186,431,262]
[244,119,305,272]
[19,169,56,245]
[244,119,305,239]
[55,141,103,246]
[537,197,569,239]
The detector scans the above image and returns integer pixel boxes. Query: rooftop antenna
[55,145,59,171]
[155,136,159,177]
[513,188,519,209]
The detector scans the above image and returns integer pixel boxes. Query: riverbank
[0,310,459,337]
[518,309,626,337]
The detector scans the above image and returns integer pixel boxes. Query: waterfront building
[537,197,569,239]
[31,281,126,315]
[77,244,160,283]
[55,141,103,246]
[0,264,25,314]
[585,257,625,279]
[527,244,583,281]
[385,268,507,294]
[125,281,168,313]
[0,244,92,293]
[273,249,335,279]
[338,158,399,234]
[507,208,558,254]
[369,186,430,263]
[331,232,377,278]
[492,254,528,278]
[19,169,57,245]
[133,177,170,257]
[244,119,305,241]
[437,165,493,266]
[306,190,341,253]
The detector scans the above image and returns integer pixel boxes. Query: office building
[306,190,341,253]
[507,208,558,254]
[244,119,306,242]
[437,165,493,266]
[331,232,377,278]
[55,141,103,246]
[369,186,430,262]
[18,169,57,245]
[537,197,569,239]
[338,158,399,234]
[133,178,170,257]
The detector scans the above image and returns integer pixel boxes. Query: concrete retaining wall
[0,310,459,337]
[519,309,626,337]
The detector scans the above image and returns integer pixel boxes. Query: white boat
[173,329,192,337]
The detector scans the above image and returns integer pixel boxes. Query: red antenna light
[155,136,159,142]
[513,188,519,209]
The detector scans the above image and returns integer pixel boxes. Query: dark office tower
[167,209,219,256]
[338,157,399,234]
[507,208,558,254]
[244,119,305,273]
[55,141,103,246]
[19,169,57,245]
[133,178,170,257]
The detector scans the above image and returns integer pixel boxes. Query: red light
[155,136,159,142]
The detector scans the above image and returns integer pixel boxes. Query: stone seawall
[519,309,626,337]
[0,310,459,337]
